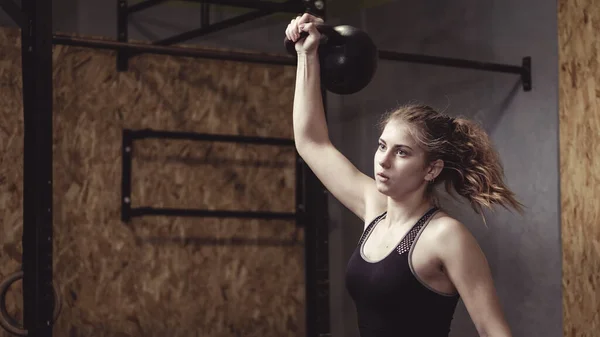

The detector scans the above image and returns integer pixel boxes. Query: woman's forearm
[293,52,330,153]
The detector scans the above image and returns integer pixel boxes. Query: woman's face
[374,121,437,199]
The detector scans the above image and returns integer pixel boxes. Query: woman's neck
[383,192,436,230]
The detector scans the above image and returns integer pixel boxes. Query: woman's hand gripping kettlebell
[285,13,324,55]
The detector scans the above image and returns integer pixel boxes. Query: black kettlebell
[284,24,378,95]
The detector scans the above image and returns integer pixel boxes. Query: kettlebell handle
[283,24,344,56]
[284,24,379,95]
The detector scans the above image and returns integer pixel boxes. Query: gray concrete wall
[0,1,560,336]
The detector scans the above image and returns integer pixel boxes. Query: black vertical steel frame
[302,83,331,337]
[299,4,330,336]
[121,129,133,222]
[117,0,129,71]
[201,1,210,28]
[21,0,55,336]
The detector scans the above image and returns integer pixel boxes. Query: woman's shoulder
[428,210,475,243]
[427,210,481,257]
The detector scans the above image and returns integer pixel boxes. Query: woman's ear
[426,159,444,181]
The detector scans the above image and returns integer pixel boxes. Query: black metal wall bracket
[521,56,532,91]
[116,0,325,71]
[121,128,303,223]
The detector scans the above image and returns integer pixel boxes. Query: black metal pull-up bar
[52,34,533,91]
[128,128,295,145]
[379,51,532,91]
[53,34,298,65]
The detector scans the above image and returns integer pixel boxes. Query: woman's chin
[375,181,392,195]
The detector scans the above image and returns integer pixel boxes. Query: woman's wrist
[297,50,319,60]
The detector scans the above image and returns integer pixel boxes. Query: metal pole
[21,0,54,335]
[302,4,330,336]
[379,50,532,91]
[130,207,297,220]
[117,0,129,71]
[200,1,210,28]
[52,34,297,66]
[129,128,295,146]
[378,50,524,74]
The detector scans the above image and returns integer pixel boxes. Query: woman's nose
[378,155,390,168]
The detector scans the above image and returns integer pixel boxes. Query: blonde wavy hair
[379,103,524,217]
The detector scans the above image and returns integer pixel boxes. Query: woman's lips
[377,172,389,181]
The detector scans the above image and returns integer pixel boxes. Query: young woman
[285,13,523,337]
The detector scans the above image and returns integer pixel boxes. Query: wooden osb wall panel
[0,28,305,337]
[0,27,25,337]
[559,0,600,336]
